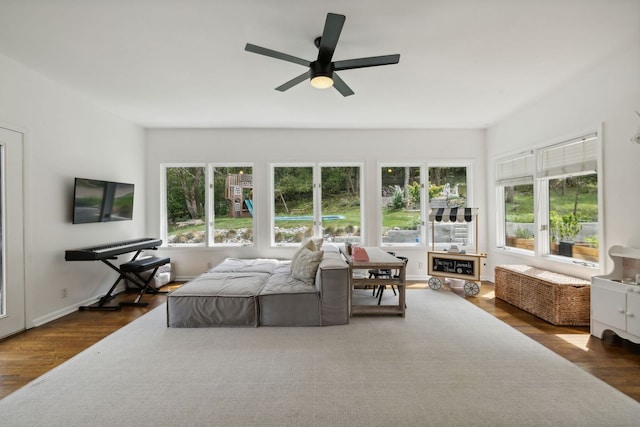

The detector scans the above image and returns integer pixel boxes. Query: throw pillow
[290,239,316,270]
[312,237,324,251]
[290,248,324,285]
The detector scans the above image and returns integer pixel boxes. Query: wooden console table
[344,247,406,317]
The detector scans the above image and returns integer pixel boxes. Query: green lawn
[381,208,421,229]
[170,203,421,234]
[507,192,598,223]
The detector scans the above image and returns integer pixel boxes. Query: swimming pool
[275,215,345,221]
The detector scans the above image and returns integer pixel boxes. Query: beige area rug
[2,289,639,427]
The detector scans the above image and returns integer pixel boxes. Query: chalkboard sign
[428,252,480,280]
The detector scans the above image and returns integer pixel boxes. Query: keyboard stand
[79,250,147,311]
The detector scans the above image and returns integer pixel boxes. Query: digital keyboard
[65,237,163,261]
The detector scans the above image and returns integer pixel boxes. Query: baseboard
[31,295,101,327]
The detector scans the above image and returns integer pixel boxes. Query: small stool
[119,256,170,307]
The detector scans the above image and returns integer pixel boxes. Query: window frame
[270,162,364,247]
[495,151,535,255]
[161,163,208,248]
[209,163,255,247]
[319,163,364,246]
[378,162,426,248]
[538,133,601,267]
[494,130,602,269]
[427,161,474,251]
[161,162,255,248]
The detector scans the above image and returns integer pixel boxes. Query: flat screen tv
[72,177,135,224]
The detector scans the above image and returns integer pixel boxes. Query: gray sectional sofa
[167,243,350,327]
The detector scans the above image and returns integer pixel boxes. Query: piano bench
[121,256,170,273]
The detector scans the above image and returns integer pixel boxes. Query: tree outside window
[165,166,206,245]
[273,166,314,244]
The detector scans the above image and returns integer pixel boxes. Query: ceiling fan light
[310,75,333,89]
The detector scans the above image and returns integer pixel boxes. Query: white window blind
[539,133,598,178]
[496,151,534,186]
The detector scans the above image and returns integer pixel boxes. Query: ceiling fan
[245,12,400,97]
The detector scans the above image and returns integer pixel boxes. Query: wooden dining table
[343,246,406,317]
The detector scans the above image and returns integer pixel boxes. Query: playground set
[225,173,253,218]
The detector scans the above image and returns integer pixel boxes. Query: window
[321,166,362,244]
[211,166,254,245]
[162,164,254,247]
[380,165,424,245]
[428,165,470,249]
[494,132,601,267]
[272,164,362,245]
[164,165,206,246]
[273,165,314,244]
[539,134,599,265]
[496,152,535,252]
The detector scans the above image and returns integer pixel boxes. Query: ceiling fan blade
[275,71,310,92]
[334,54,400,71]
[332,73,354,97]
[317,13,345,64]
[245,43,310,67]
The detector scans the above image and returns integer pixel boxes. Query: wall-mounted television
[72,177,135,224]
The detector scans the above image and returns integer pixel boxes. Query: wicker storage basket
[494,265,590,326]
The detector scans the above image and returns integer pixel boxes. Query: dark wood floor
[1,282,640,402]
[448,282,640,403]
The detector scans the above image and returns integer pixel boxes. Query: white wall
[146,128,487,280]
[486,40,640,280]
[0,53,145,326]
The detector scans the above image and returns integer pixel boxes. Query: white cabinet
[591,246,640,344]
[627,291,640,337]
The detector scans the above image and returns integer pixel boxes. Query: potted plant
[551,212,582,257]
[506,227,534,250]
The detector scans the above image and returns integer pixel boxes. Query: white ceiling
[0,0,637,129]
